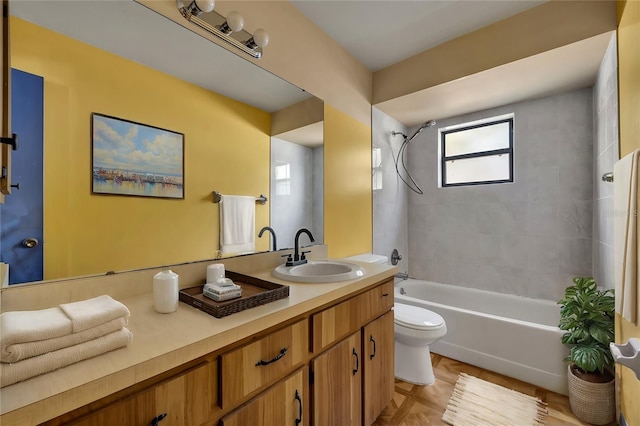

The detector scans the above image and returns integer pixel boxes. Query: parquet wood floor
[373,354,618,426]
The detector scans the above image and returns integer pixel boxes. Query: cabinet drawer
[221,367,309,426]
[69,360,218,426]
[312,279,393,352]
[220,319,309,408]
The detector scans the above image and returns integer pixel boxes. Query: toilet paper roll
[207,263,225,283]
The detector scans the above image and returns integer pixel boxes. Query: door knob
[23,238,39,248]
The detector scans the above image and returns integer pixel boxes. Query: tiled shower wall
[270,138,323,250]
[593,34,619,290]
[406,89,594,301]
[372,107,409,273]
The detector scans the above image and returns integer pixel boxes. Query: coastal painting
[91,113,184,199]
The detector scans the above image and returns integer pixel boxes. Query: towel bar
[212,191,268,205]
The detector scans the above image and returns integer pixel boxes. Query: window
[274,162,290,195]
[372,147,383,191]
[440,114,514,187]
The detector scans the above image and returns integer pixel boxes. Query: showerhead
[407,119,436,142]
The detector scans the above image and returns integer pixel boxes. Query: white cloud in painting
[92,115,182,176]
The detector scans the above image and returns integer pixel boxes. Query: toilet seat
[394,303,444,331]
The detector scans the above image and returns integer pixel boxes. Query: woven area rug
[442,373,548,426]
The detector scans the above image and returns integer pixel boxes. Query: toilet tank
[345,253,388,264]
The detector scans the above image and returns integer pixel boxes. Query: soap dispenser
[153,270,179,313]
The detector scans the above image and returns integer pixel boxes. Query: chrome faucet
[258,226,277,251]
[286,228,315,266]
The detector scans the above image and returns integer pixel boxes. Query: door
[363,311,395,426]
[312,330,362,426]
[0,68,44,284]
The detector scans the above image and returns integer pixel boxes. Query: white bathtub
[394,279,569,395]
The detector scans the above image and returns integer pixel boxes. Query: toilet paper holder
[610,338,640,380]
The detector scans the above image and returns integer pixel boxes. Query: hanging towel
[60,295,130,333]
[0,308,73,360]
[219,195,256,254]
[614,149,640,325]
[1,317,127,363]
[0,327,133,388]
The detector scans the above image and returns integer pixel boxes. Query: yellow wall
[616,0,640,424]
[11,18,270,280]
[323,104,372,258]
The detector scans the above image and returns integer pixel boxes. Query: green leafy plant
[558,277,615,375]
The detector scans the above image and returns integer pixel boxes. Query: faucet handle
[300,250,311,261]
[281,253,293,266]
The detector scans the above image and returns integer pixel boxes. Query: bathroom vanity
[0,247,396,425]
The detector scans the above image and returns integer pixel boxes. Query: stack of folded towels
[0,295,132,388]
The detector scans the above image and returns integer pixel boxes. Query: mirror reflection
[270,103,324,250]
[1,0,322,285]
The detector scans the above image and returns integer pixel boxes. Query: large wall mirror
[1,0,323,285]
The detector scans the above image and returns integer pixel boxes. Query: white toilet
[345,253,447,385]
[393,302,446,385]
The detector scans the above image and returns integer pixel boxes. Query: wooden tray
[179,270,289,318]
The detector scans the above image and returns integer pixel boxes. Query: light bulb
[226,11,244,32]
[252,29,269,48]
[195,0,214,13]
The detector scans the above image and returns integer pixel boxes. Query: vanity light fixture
[177,0,269,59]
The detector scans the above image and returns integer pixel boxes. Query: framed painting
[91,113,184,199]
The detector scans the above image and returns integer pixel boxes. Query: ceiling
[291,0,613,126]
[291,0,547,72]
[11,1,613,127]
[10,0,310,113]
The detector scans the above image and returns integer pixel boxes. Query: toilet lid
[394,303,444,330]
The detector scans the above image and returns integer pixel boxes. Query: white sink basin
[272,260,365,283]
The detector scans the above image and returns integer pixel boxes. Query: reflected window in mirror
[270,136,323,250]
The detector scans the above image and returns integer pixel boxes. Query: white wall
[593,34,619,290]
[405,88,594,301]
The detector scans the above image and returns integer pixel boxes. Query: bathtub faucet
[395,272,409,280]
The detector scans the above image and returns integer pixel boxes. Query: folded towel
[0,327,133,388]
[1,308,73,360]
[2,317,127,363]
[614,150,640,325]
[220,195,256,254]
[60,295,130,333]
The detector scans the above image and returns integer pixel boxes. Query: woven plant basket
[567,365,615,425]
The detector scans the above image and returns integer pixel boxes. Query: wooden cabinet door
[312,331,362,426]
[221,367,309,426]
[362,312,395,426]
[70,361,218,426]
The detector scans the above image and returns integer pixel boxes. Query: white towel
[219,195,256,254]
[0,308,73,359]
[59,295,130,333]
[1,317,127,363]
[0,327,133,388]
[614,150,640,325]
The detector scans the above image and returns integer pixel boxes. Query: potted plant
[558,277,615,425]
